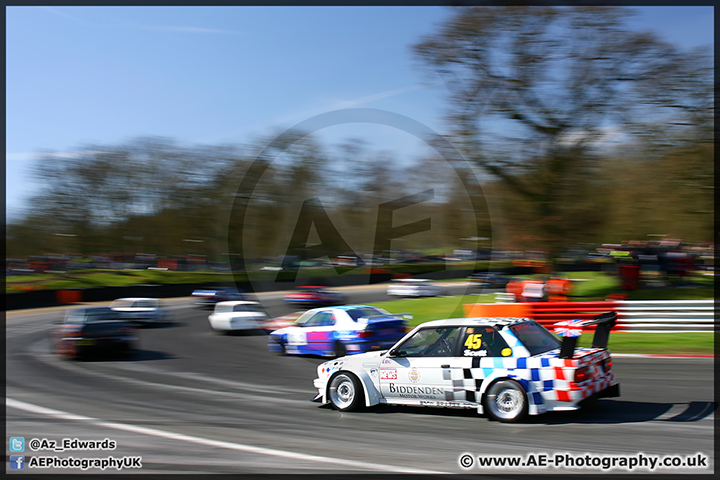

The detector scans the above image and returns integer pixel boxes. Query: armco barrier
[465,300,715,333]
[614,300,715,332]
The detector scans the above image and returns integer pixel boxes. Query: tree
[413,6,713,256]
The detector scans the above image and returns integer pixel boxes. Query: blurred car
[467,272,510,289]
[192,287,247,308]
[110,297,172,326]
[386,278,449,297]
[312,314,619,423]
[208,300,269,334]
[52,306,138,360]
[283,286,346,308]
[268,305,411,357]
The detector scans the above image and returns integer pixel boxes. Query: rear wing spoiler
[359,313,413,324]
[554,312,616,359]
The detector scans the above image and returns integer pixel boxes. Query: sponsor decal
[502,348,512,357]
[408,368,421,383]
[380,368,397,380]
[287,329,307,346]
[369,368,379,381]
[381,358,392,365]
[389,383,444,399]
[420,400,467,407]
[464,349,488,357]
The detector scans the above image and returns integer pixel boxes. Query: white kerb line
[6,397,449,475]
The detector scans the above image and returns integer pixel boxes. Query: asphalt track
[5,284,716,474]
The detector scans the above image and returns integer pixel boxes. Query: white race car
[109,297,172,326]
[313,315,619,422]
[386,278,449,297]
[208,301,268,334]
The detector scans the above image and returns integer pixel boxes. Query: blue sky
[5,6,714,221]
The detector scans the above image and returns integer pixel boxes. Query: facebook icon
[9,455,25,470]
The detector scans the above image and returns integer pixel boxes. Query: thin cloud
[40,6,100,27]
[198,83,435,144]
[40,7,240,36]
[6,151,107,162]
[266,84,432,128]
[135,24,239,35]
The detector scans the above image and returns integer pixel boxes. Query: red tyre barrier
[465,301,625,331]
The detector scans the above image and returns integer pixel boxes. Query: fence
[465,300,715,333]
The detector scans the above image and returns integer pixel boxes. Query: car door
[301,311,337,354]
[379,326,463,406]
[442,326,514,405]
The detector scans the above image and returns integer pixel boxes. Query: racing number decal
[464,334,482,350]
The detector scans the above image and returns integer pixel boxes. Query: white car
[109,297,171,326]
[208,301,268,334]
[313,315,619,423]
[387,279,449,297]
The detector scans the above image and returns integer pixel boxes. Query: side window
[395,327,462,357]
[461,327,512,357]
[304,312,334,327]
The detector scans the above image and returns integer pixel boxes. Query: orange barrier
[464,302,531,318]
[464,301,624,331]
[56,290,82,304]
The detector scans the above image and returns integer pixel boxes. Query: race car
[313,314,619,422]
[208,300,268,334]
[110,297,172,326]
[283,286,346,308]
[192,287,247,309]
[52,307,138,360]
[387,278,449,297]
[268,305,411,357]
[467,272,510,290]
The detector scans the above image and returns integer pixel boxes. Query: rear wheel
[484,379,528,423]
[328,372,363,411]
[333,341,347,358]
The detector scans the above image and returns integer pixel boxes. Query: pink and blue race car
[268,305,411,357]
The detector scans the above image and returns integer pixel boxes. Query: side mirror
[389,349,407,358]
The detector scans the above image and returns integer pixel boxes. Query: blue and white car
[313,314,619,422]
[268,305,411,357]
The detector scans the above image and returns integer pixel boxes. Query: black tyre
[272,338,286,355]
[333,341,347,358]
[328,372,363,411]
[483,379,528,423]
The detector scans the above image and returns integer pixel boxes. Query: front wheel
[271,338,286,355]
[328,372,363,411]
[484,379,528,423]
